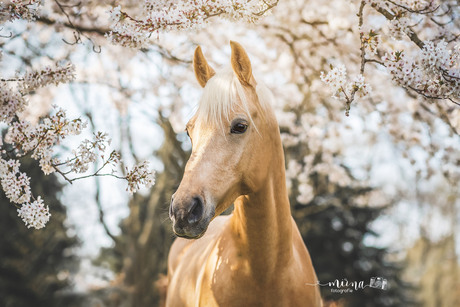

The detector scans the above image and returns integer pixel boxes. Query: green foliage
[0,157,79,307]
[293,172,416,307]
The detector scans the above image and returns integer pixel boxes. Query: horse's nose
[171,196,204,230]
[169,194,175,219]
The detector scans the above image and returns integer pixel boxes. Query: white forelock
[195,68,274,132]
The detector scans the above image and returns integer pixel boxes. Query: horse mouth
[174,231,206,240]
[173,227,208,239]
[172,221,210,240]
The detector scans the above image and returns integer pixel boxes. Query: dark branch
[371,4,425,49]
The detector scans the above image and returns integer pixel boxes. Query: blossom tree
[1,0,458,305]
[102,1,458,305]
[107,0,459,202]
[1,0,287,229]
[0,0,458,285]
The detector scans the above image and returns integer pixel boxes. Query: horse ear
[193,46,215,88]
[230,41,255,86]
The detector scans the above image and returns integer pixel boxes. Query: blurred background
[1,1,459,306]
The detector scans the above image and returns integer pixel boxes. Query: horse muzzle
[169,195,212,239]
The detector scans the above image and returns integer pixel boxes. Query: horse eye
[185,129,190,138]
[231,122,248,134]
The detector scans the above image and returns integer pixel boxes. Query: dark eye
[230,122,248,134]
[185,128,190,138]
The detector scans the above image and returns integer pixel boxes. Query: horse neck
[230,128,293,282]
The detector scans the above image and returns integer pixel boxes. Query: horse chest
[167,237,298,307]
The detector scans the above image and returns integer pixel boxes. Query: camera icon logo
[369,277,388,290]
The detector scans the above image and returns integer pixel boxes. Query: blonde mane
[195,68,274,131]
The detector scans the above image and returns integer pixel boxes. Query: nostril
[187,197,203,225]
[169,196,174,219]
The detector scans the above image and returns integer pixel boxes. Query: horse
[164,41,322,307]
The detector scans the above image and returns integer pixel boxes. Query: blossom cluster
[6,108,86,174]
[106,5,150,49]
[17,196,51,229]
[366,0,439,39]
[1,0,159,229]
[1,106,157,228]
[0,0,42,23]
[0,158,31,204]
[362,29,379,55]
[125,160,156,194]
[383,40,460,100]
[67,131,111,174]
[0,64,76,124]
[320,64,372,114]
[60,131,155,196]
[0,82,26,122]
[20,63,75,94]
[0,61,156,229]
[106,0,277,48]
[0,62,80,230]
[388,15,411,40]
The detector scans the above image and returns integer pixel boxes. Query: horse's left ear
[230,41,256,87]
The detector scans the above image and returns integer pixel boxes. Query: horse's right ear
[193,46,215,88]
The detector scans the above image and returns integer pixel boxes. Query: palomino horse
[165,41,322,307]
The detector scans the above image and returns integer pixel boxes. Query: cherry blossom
[17,196,51,229]
[0,159,31,204]
[125,161,156,194]
[383,40,459,102]
[320,65,372,115]
[0,5,158,228]
[0,0,42,23]
[107,0,278,48]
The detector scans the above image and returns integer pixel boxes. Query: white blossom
[67,132,110,174]
[0,159,31,204]
[362,29,379,55]
[320,65,372,106]
[0,0,42,23]
[126,160,156,194]
[106,0,275,48]
[0,83,27,123]
[383,40,460,100]
[7,108,87,174]
[20,63,75,94]
[17,197,51,229]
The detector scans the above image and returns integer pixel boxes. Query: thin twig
[253,0,279,17]
[52,0,102,52]
[371,4,425,49]
[0,78,24,82]
[364,58,385,66]
[386,0,440,15]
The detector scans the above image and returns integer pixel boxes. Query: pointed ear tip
[229,40,240,49]
[194,46,202,55]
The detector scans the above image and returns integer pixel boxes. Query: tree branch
[371,4,425,49]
